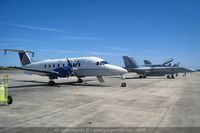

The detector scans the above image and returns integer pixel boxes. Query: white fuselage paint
[24,57,127,77]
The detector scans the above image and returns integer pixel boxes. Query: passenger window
[44,64,46,68]
[57,64,60,67]
[78,63,81,67]
[63,64,65,67]
[96,62,99,65]
[53,64,55,68]
[73,63,76,67]
[49,64,51,68]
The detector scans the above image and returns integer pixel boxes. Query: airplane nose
[119,67,128,73]
[187,68,196,72]
[108,65,127,75]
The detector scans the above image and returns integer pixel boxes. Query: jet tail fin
[123,56,139,68]
[3,49,34,66]
[162,58,173,66]
[144,60,152,65]
[173,62,180,67]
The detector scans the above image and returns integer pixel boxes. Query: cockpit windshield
[100,61,109,65]
[96,61,109,65]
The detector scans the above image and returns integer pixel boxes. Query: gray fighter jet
[123,56,196,79]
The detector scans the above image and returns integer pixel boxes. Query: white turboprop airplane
[3,49,127,87]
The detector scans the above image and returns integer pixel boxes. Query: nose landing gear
[121,82,126,87]
[120,75,127,87]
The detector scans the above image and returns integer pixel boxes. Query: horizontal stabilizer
[3,49,35,57]
[3,49,35,66]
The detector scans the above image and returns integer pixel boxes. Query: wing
[151,67,185,74]
[8,66,58,76]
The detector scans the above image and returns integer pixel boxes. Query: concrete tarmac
[0,71,200,132]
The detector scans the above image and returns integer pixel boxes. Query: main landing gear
[167,74,175,79]
[48,79,55,86]
[120,75,127,87]
[139,75,147,78]
[77,78,83,83]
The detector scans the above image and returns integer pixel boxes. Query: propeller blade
[66,58,73,68]
[73,71,78,77]
[75,60,80,67]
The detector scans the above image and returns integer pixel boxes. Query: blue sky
[0,0,200,68]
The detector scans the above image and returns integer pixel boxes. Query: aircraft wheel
[7,96,13,105]
[167,75,170,79]
[48,81,55,86]
[77,78,83,83]
[139,75,143,78]
[121,82,126,87]
[171,75,175,79]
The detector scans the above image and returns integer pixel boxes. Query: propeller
[66,58,79,76]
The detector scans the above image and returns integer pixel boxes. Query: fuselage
[127,66,196,76]
[24,57,127,78]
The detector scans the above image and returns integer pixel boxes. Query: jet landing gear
[120,75,127,87]
[139,75,146,78]
[171,74,175,79]
[166,74,175,79]
[167,75,170,79]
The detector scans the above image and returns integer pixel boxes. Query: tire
[121,82,126,87]
[139,75,143,78]
[77,79,83,83]
[48,81,55,86]
[7,96,13,105]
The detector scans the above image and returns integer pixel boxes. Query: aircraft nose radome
[187,68,196,72]
[109,65,127,74]
[120,67,128,73]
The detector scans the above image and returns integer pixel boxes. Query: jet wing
[151,67,185,74]
[8,66,58,76]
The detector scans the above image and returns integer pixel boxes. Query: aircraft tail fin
[173,62,180,67]
[144,60,152,65]
[162,58,173,66]
[3,49,34,66]
[123,56,139,68]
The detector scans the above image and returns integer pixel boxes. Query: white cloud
[55,36,102,40]
[1,23,63,33]
[107,46,128,52]
[144,50,157,53]
[83,51,120,56]
[37,49,79,54]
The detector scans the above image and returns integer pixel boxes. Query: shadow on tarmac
[8,79,111,89]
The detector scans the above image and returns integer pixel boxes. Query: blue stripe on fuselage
[52,66,72,77]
